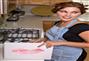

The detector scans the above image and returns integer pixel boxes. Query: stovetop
[0,28,41,42]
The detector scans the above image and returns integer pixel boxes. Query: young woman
[38,2,89,61]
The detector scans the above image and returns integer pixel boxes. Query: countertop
[1,12,89,29]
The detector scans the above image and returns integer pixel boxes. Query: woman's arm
[45,31,89,48]
[79,31,89,42]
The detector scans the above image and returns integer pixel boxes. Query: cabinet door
[17,0,23,5]
[8,0,17,12]
[43,21,55,32]
[18,0,30,5]
[30,0,49,5]
[24,0,30,5]
[51,0,72,5]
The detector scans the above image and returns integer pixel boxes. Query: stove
[0,28,42,42]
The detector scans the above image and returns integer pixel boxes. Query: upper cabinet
[51,0,72,5]
[7,0,17,12]
[19,0,30,5]
[29,0,49,5]
[15,0,49,5]
[9,0,72,5]
[7,0,72,13]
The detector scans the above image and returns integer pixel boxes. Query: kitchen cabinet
[7,0,24,12]
[7,0,72,13]
[51,0,72,5]
[30,0,49,5]
[43,21,55,32]
[30,0,71,5]
[14,0,49,5]
[85,48,89,61]
[13,0,72,5]
[7,0,17,12]
[19,0,30,5]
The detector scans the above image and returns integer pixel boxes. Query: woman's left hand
[45,41,55,48]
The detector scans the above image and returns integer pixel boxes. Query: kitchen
[0,0,89,61]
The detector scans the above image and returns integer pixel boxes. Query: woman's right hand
[37,41,55,48]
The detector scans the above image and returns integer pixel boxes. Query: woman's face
[57,7,81,22]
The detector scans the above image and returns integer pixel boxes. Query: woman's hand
[45,41,55,48]
[37,40,64,48]
[37,41,55,48]
[45,41,64,48]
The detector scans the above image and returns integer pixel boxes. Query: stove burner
[0,28,41,42]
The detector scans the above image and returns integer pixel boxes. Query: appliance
[0,28,43,43]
